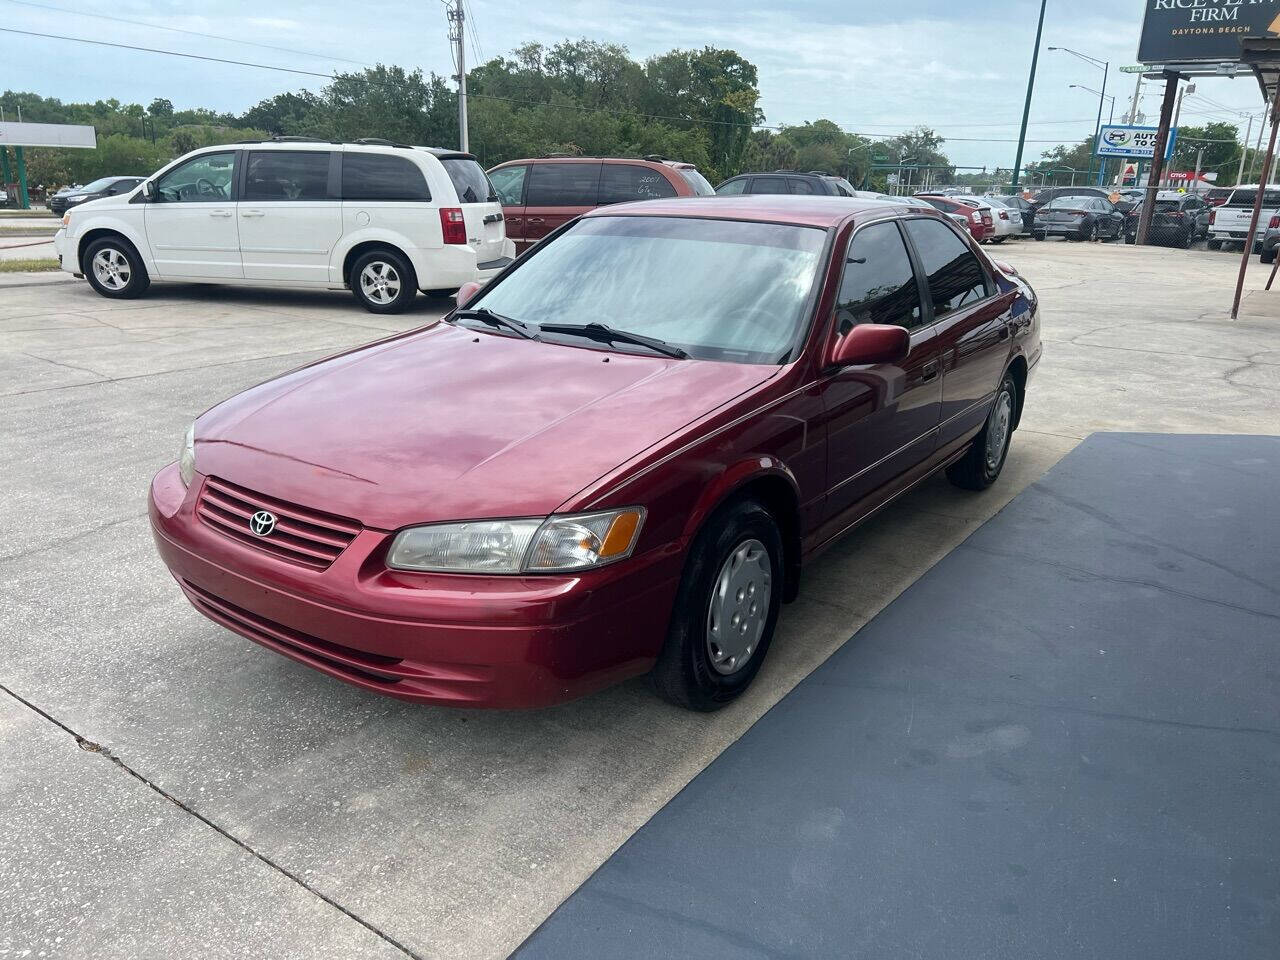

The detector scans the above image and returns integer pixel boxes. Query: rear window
[440,156,497,204]
[1154,200,1182,212]
[341,153,430,201]
[1226,190,1280,208]
[676,167,715,196]
[598,164,678,204]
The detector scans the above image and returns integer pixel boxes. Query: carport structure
[1231,38,1280,318]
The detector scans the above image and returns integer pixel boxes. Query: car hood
[195,323,780,529]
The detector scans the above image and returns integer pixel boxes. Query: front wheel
[947,372,1017,491]
[650,499,783,711]
[1032,231,1046,241]
[1262,247,1276,265]
[350,249,417,314]
[83,236,150,299]
[1207,237,1223,251]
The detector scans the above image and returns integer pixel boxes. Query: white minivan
[52,138,516,313]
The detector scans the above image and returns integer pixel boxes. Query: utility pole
[1124,74,1143,125]
[1249,114,1266,183]
[446,0,469,153]
[1010,0,1047,191]
[1236,113,1254,186]
[1136,70,1180,246]
[1169,82,1193,188]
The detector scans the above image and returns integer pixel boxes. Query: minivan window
[904,218,989,317]
[598,164,678,204]
[440,156,497,204]
[473,215,826,364]
[750,176,788,194]
[526,163,601,206]
[154,151,235,202]
[244,151,330,201]
[677,167,716,196]
[790,179,818,195]
[342,153,431,202]
[716,178,748,195]
[489,165,527,205]
[836,222,922,333]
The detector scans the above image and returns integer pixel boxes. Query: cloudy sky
[0,0,1272,170]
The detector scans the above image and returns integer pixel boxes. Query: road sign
[1138,0,1280,64]
[1096,125,1178,161]
[886,174,899,185]
[1119,64,1149,74]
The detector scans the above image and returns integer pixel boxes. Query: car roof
[580,194,925,227]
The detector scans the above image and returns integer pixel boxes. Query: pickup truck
[1207,185,1280,251]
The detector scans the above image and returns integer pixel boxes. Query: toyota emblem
[249,510,277,537]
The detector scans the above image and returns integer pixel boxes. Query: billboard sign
[1138,0,1280,64]
[0,121,97,149]
[1096,125,1179,160]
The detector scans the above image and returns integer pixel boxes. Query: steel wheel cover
[705,538,772,676]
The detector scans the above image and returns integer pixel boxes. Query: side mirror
[991,258,1018,278]
[455,280,483,308]
[142,181,157,200]
[830,323,910,368]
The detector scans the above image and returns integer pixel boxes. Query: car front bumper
[149,463,683,708]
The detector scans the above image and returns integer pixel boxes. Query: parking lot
[3,240,1279,959]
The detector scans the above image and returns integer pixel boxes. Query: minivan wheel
[947,372,1017,491]
[350,249,416,314]
[83,237,149,299]
[650,499,783,711]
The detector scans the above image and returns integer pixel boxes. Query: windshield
[80,177,122,193]
[676,167,716,196]
[1045,197,1092,210]
[470,215,827,364]
[440,156,497,204]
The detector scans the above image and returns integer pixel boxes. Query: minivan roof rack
[642,154,669,162]
[353,137,413,149]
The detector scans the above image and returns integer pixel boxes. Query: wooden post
[1231,80,1280,320]
[1136,71,1181,246]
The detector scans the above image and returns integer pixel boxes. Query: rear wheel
[650,499,783,711]
[1207,237,1222,251]
[1262,247,1276,265]
[83,236,149,299]
[350,249,417,314]
[947,371,1017,491]
[1033,231,1046,241]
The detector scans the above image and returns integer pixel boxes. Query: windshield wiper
[537,322,689,359]
[452,307,539,340]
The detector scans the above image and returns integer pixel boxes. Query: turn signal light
[440,208,467,245]
[1269,215,1280,229]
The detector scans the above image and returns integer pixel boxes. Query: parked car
[715,170,859,197]
[150,195,1040,711]
[966,196,1021,242]
[993,195,1034,233]
[914,194,994,241]
[487,156,713,255]
[1031,186,1121,209]
[1122,191,1211,246]
[46,176,145,216]
[52,138,515,313]
[1032,195,1126,241]
[874,194,973,233]
[1206,184,1280,252]
[1203,186,1233,208]
[1258,214,1280,263]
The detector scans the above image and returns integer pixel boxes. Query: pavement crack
[0,679,426,960]
[20,350,106,379]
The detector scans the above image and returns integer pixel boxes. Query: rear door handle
[507,217,523,225]
[209,210,232,218]
[241,210,265,218]
[527,217,545,225]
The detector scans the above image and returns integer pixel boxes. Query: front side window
[440,156,497,204]
[904,218,989,318]
[750,176,789,195]
[154,152,235,202]
[836,222,922,333]
[716,178,748,196]
[244,151,330,201]
[598,164,678,204]
[342,153,431,202]
[790,179,817,195]
[471,215,827,364]
[525,162,602,206]
[489,165,527,205]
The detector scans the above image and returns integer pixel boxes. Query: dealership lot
[3,242,1279,959]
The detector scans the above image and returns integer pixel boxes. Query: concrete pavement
[2,242,1279,959]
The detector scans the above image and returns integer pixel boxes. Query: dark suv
[1123,191,1211,247]
[486,156,714,254]
[715,170,858,197]
[48,176,144,215]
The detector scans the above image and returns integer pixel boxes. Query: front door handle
[209,210,232,218]
[241,210,265,218]
[526,217,545,225]
[507,217,523,225]
[921,360,939,382]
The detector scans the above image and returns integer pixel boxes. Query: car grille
[196,476,361,570]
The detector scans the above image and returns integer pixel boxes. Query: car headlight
[66,195,88,204]
[387,508,645,574]
[178,423,196,487]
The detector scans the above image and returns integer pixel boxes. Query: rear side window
[677,167,715,196]
[836,222,922,332]
[716,178,748,195]
[440,156,496,204]
[904,218,989,318]
[1225,190,1280,208]
[244,151,331,201]
[489,165,527,205]
[598,164,678,204]
[750,176,789,194]
[526,163,602,206]
[341,153,430,201]
[790,179,818,195]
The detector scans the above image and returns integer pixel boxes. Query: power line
[0,0,372,67]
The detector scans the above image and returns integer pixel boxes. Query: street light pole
[1010,0,1048,192]
[1049,47,1109,185]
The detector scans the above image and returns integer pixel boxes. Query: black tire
[1180,228,1194,249]
[947,371,1017,492]
[1207,237,1222,251]
[1083,221,1098,242]
[1032,231,1046,241]
[82,235,150,299]
[1253,240,1264,255]
[349,248,417,314]
[1262,247,1276,265]
[650,499,784,711]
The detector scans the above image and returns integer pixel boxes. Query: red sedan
[150,196,1041,711]
[915,194,995,242]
